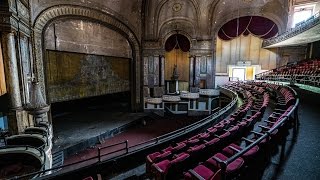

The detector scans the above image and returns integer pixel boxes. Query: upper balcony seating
[256,59,320,87]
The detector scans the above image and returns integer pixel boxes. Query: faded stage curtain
[165,49,189,81]
[218,16,278,41]
[0,42,6,96]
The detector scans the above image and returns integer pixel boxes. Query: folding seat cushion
[162,146,173,152]
[218,131,231,139]
[147,151,171,163]
[207,127,218,134]
[228,125,239,134]
[199,132,211,140]
[171,152,190,164]
[152,159,171,175]
[214,123,224,130]
[187,138,200,145]
[222,143,259,160]
[228,117,236,124]
[206,153,244,174]
[237,121,248,131]
[172,142,187,152]
[82,177,94,180]
[147,152,161,162]
[146,151,172,174]
[205,138,220,146]
[184,165,221,180]
[187,144,206,154]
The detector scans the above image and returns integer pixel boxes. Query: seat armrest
[264,120,275,124]
[189,169,206,180]
[228,145,241,152]
[152,164,164,173]
[241,137,254,143]
[251,131,264,136]
[274,108,286,112]
[259,125,270,130]
[211,156,225,164]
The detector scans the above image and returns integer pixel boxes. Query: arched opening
[164,33,190,92]
[215,16,279,85]
[30,5,142,151]
[44,18,132,110]
[40,17,137,151]
[32,5,142,113]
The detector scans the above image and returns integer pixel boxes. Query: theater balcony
[262,12,320,48]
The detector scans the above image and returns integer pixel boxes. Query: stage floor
[52,110,147,153]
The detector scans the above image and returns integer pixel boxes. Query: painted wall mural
[46,50,130,103]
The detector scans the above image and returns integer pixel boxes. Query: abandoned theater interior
[0,0,320,179]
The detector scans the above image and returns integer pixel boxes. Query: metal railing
[262,12,320,47]
[257,74,320,87]
[11,86,238,179]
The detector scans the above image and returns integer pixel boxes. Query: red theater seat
[184,165,221,180]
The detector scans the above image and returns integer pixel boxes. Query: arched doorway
[164,33,190,92]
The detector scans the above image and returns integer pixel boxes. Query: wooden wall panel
[249,35,261,65]
[259,48,271,70]
[216,34,278,73]
[164,49,189,81]
[221,40,231,73]
[230,38,238,65]
[240,35,250,61]
[216,38,222,73]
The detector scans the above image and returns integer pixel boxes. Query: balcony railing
[262,12,320,47]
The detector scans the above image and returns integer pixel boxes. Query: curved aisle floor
[263,88,320,180]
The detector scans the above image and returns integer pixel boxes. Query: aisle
[263,88,320,180]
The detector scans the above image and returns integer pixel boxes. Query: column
[2,32,23,133]
[189,55,194,88]
[160,55,165,87]
[206,55,215,88]
[194,56,201,87]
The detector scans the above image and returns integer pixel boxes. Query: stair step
[52,151,64,169]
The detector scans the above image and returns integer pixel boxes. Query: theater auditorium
[0,0,319,179]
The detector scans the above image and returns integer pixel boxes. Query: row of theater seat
[147,83,270,179]
[184,82,296,180]
[183,83,271,180]
[179,84,295,179]
[257,59,320,87]
[272,59,319,76]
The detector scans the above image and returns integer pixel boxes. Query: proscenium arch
[33,5,142,111]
